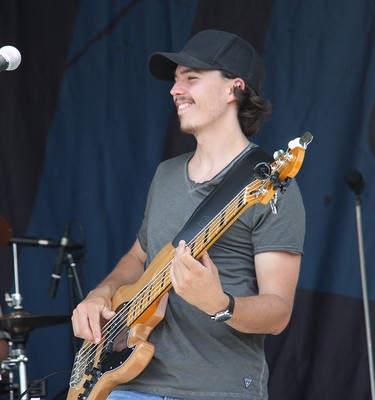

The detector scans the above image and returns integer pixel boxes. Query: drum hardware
[0,216,82,399]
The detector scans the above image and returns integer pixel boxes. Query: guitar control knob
[83,379,94,389]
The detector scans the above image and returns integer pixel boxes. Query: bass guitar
[67,132,313,400]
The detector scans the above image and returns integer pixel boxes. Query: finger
[176,240,187,258]
[71,307,95,342]
[102,307,116,321]
[170,255,183,286]
[174,240,191,271]
[200,251,217,270]
[87,312,102,344]
[200,251,211,267]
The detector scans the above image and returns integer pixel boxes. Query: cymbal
[0,310,71,335]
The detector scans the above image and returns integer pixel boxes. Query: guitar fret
[139,288,146,315]
[146,283,153,303]
[237,194,243,209]
[219,210,226,226]
[131,300,137,322]
[160,269,169,289]
[194,239,204,255]
[190,240,196,257]
[203,226,210,243]
[124,303,133,326]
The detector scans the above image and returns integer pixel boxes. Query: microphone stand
[3,243,29,399]
[49,221,85,357]
[65,251,84,355]
[347,170,375,399]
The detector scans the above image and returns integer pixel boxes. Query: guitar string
[72,153,293,379]
[70,178,266,382]
[71,160,294,382]
[72,152,301,387]
[70,177,266,382]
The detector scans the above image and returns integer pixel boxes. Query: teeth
[178,103,191,110]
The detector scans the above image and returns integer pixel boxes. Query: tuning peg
[273,150,285,160]
[299,131,313,148]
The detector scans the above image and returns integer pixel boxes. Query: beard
[178,116,198,135]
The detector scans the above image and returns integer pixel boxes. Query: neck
[188,125,250,183]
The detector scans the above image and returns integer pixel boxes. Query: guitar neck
[114,143,308,328]
[187,181,261,259]
[124,179,263,325]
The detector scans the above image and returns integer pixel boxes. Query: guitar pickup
[84,360,94,376]
[104,339,114,354]
[91,365,102,379]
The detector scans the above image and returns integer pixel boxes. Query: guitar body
[66,243,175,400]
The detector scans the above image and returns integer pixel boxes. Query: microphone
[9,236,59,247]
[346,169,365,196]
[0,46,22,72]
[49,222,71,298]
[8,236,83,250]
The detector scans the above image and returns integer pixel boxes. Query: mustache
[174,96,194,105]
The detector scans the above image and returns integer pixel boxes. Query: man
[72,30,305,399]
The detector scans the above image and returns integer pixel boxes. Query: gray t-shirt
[122,146,305,399]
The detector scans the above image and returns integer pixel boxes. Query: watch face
[214,311,232,322]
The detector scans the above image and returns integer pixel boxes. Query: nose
[170,80,185,97]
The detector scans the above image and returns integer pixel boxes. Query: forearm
[221,251,301,335]
[224,293,293,335]
[171,245,299,336]
[92,253,144,298]
[88,240,146,301]
[72,239,146,342]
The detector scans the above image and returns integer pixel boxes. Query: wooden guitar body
[66,243,175,400]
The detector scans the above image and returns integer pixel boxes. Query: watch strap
[210,292,235,322]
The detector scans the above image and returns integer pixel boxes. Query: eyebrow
[174,67,204,79]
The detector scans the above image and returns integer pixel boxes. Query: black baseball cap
[148,30,265,94]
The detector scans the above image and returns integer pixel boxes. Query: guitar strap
[172,146,274,247]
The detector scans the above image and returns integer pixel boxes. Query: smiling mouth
[175,96,194,113]
[177,103,192,112]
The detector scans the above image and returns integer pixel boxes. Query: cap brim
[148,52,218,81]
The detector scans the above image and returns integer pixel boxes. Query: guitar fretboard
[125,178,263,326]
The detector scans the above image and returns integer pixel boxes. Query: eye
[187,75,198,81]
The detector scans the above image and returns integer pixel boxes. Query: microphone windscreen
[346,169,365,195]
[0,46,21,70]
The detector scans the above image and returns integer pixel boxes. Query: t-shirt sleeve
[251,178,306,255]
[137,168,159,253]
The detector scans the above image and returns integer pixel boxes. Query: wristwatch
[210,292,235,322]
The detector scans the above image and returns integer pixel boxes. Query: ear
[233,78,245,91]
[227,78,245,103]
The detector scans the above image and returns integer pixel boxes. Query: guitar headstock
[273,131,313,181]
[249,132,313,205]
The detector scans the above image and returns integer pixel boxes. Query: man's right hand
[71,287,115,344]
[71,239,146,344]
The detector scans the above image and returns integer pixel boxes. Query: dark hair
[220,71,272,136]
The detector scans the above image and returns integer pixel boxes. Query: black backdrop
[1,0,375,399]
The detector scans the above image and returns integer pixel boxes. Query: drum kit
[0,216,84,399]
